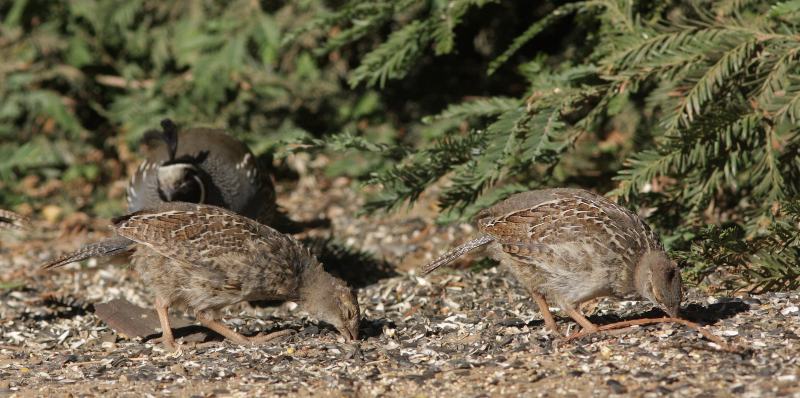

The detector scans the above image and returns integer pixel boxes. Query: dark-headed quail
[421,188,682,333]
[0,209,30,231]
[41,202,359,350]
[127,119,276,225]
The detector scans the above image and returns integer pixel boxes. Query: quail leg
[530,291,560,333]
[563,306,598,332]
[195,311,294,345]
[245,329,296,344]
[150,296,181,351]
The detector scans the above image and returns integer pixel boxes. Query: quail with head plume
[41,202,359,350]
[420,188,682,333]
[0,209,30,231]
[127,119,276,225]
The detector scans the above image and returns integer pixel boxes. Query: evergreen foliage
[296,0,800,290]
[2,0,799,291]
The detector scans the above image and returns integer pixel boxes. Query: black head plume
[143,119,180,161]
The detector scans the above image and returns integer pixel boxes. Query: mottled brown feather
[421,188,682,332]
[0,209,30,231]
[41,202,360,348]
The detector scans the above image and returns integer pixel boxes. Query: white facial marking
[194,175,206,204]
[158,164,193,187]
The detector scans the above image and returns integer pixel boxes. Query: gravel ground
[1,155,798,397]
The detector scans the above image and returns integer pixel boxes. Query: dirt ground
[1,154,798,397]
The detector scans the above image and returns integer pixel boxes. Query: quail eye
[667,269,676,281]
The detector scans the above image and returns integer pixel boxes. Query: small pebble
[781,306,798,315]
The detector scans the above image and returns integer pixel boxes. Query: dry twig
[562,317,741,352]
[0,345,27,351]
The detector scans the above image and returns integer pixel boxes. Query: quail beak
[663,305,680,319]
[340,326,358,342]
[652,288,679,319]
[161,187,176,202]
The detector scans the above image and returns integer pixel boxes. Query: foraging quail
[0,209,29,231]
[127,119,276,225]
[420,188,682,333]
[41,202,359,350]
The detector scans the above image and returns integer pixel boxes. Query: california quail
[0,209,29,231]
[41,202,359,350]
[420,188,682,333]
[126,119,276,225]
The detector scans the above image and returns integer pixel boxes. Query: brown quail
[0,209,29,231]
[41,202,359,350]
[127,119,276,225]
[420,188,682,333]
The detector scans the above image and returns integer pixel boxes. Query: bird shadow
[29,293,95,322]
[249,235,396,309]
[677,300,750,324]
[271,209,332,235]
[585,300,749,327]
[269,208,398,289]
[302,235,397,289]
[358,318,397,340]
[518,300,750,333]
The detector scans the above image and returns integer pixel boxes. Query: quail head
[0,209,30,231]
[421,188,682,333]
[41,202,360,350]
[126,119,276,225]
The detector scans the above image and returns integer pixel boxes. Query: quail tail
[0,209,30,231]
[420,235,494,276]
[40,235,135,270]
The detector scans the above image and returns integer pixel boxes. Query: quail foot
[421,188,682,334]
[127,119,276,225]
[41,202,359,351]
